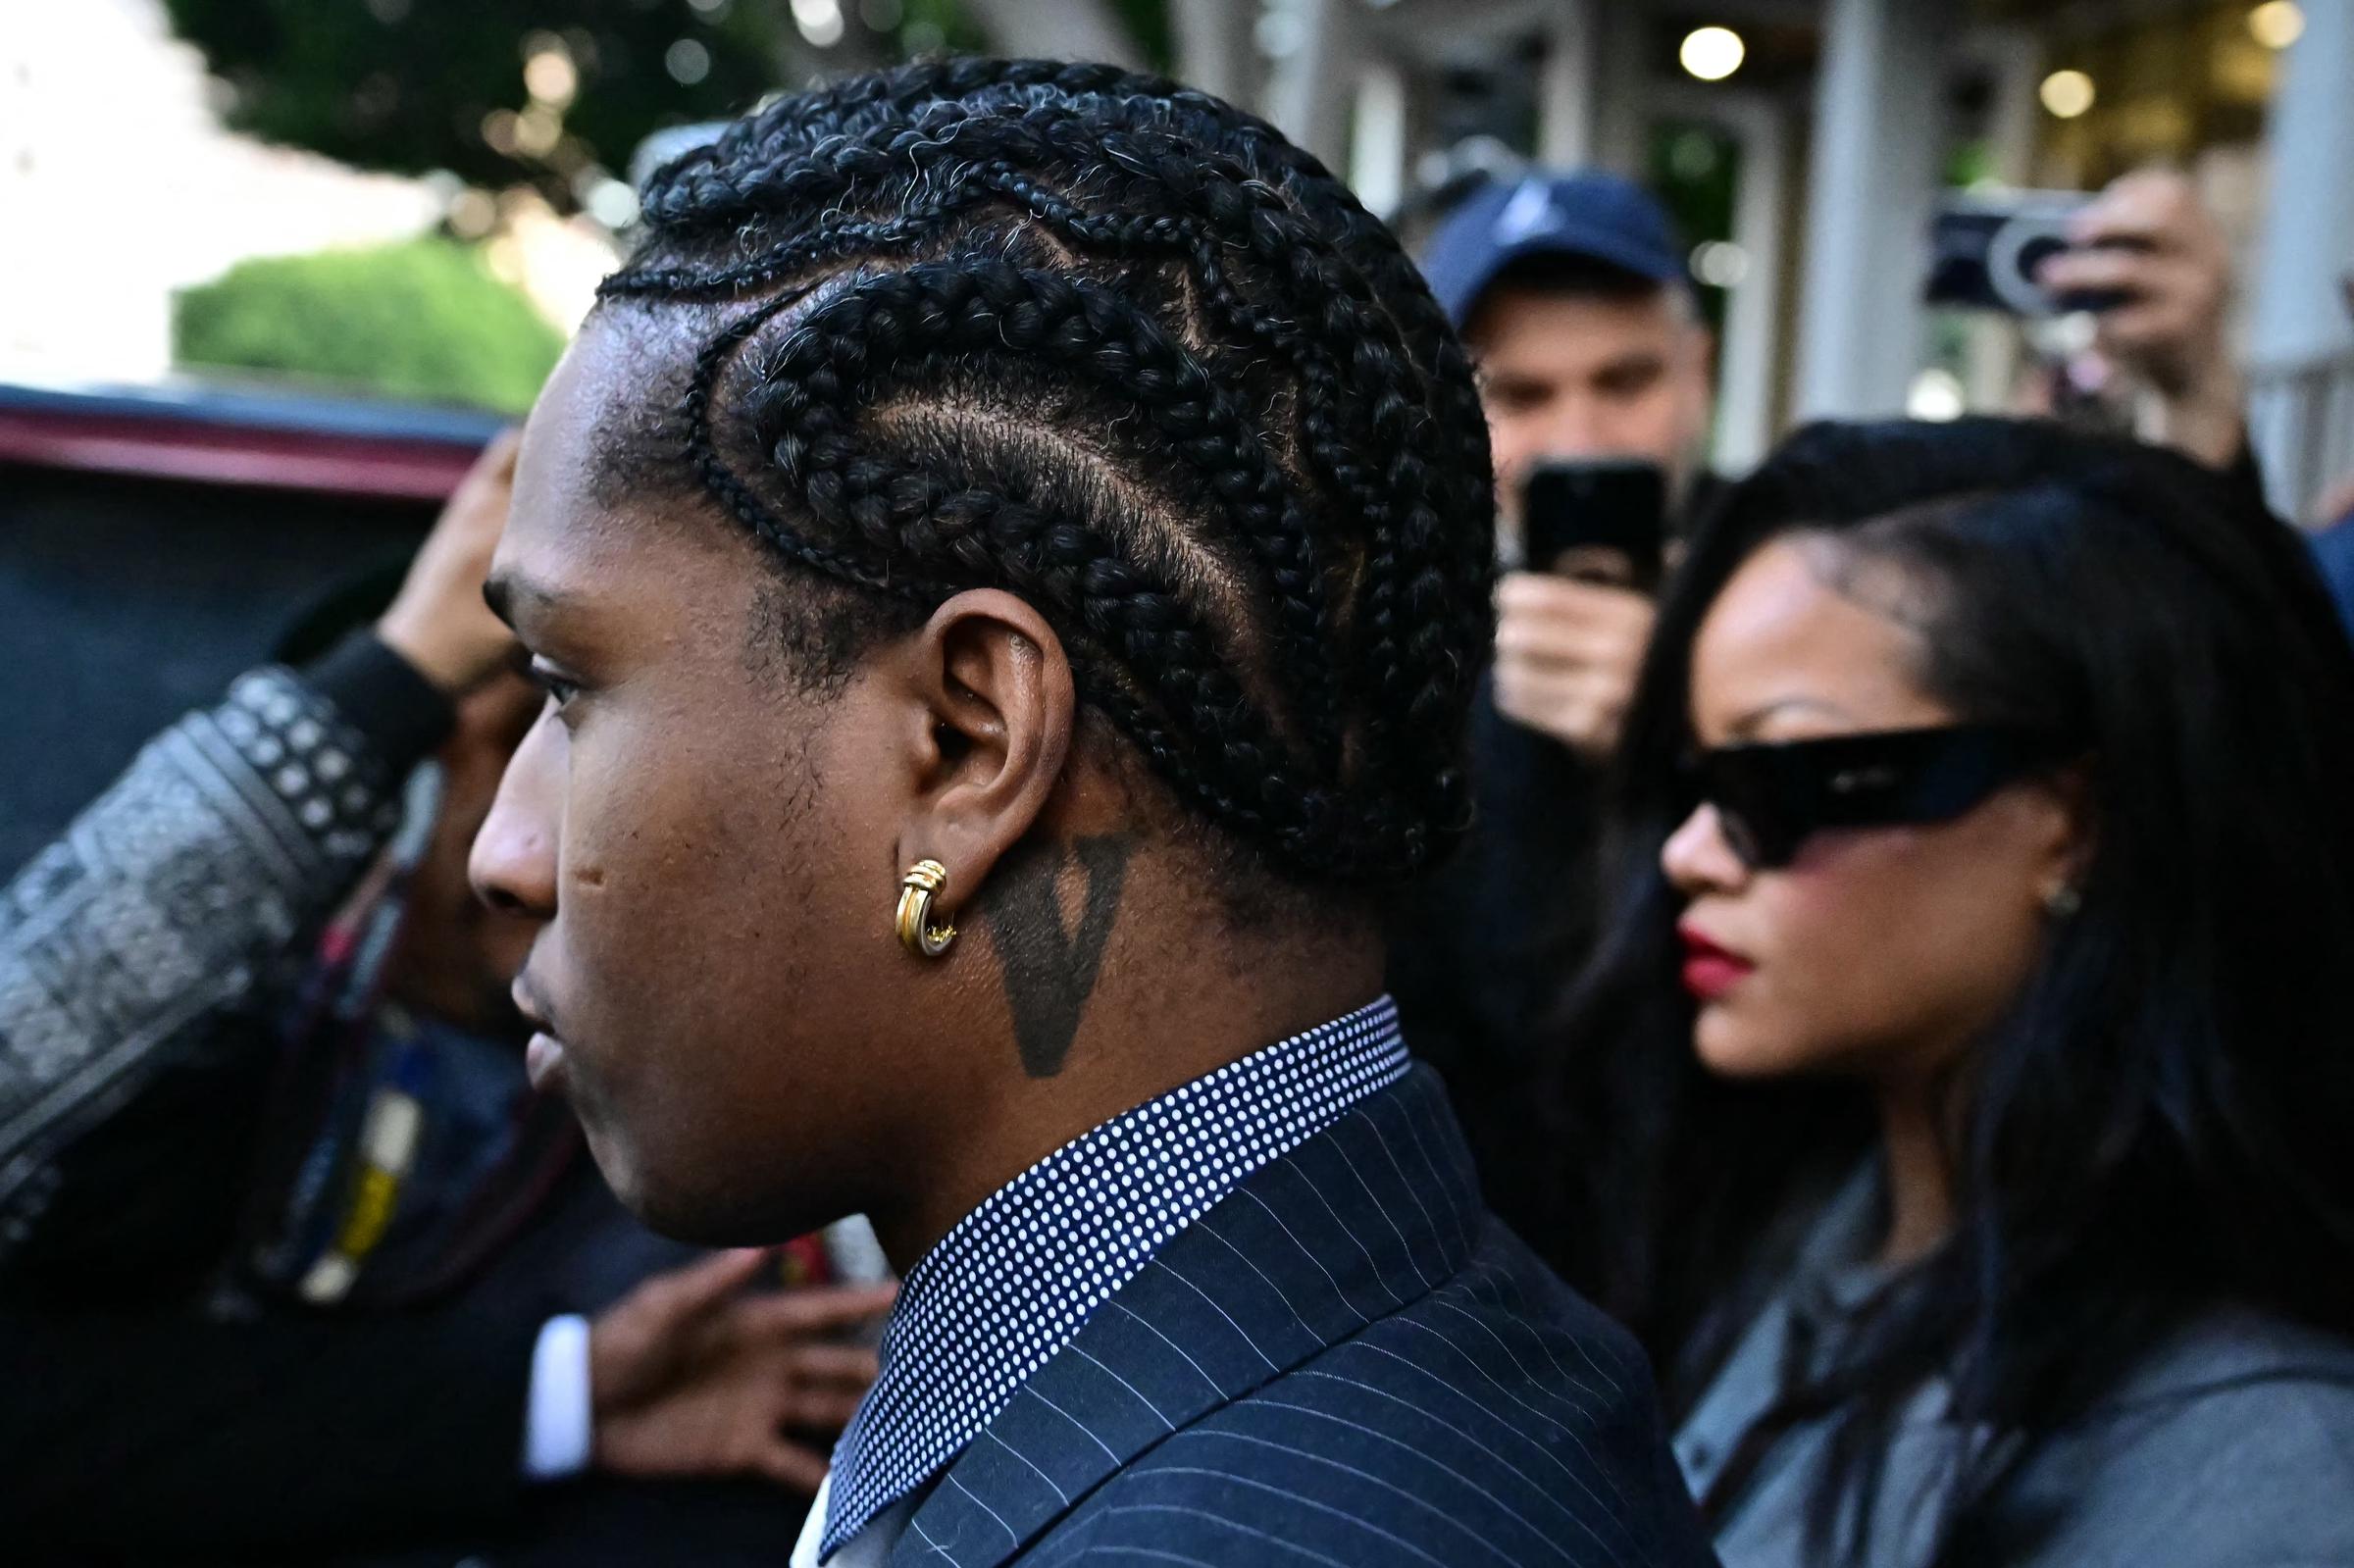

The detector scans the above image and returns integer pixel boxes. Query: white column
[1350,56,1409,216]
[1716,98,1791,471]
[1976,26,2043,185]
[1590,1,1650,177]
[2247,0,2354,516]
[1537,0,1598,169]
[1793,0,1954,420]
[1656,82,1791,473]
[1959,25,2043,414]
[2251,0,2354,369]
[1172,0,1256,106]
[1264,0,1356,175]
[961,0,1147,71]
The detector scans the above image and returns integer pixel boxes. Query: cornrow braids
[597,58,1495,885]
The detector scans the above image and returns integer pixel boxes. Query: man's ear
[892,589,1076,919]
[1676,323,1718,459]
[1685,324,1720,396]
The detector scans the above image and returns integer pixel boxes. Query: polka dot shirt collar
[821,995,1408,1557]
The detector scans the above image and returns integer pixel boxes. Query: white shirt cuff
[522,1313,594,1481]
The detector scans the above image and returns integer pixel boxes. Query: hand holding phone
[1499,460,1665,758]
[1519,459,1666,589]
[1925,191,2136,317]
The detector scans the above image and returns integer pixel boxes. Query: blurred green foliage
[160,2,1168,209]
[161,0,793,203]
[1649,120,1738,337]
[1107,0,1173,73]
[174,238,566,413]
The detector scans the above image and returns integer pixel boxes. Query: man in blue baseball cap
[1423,171,1715,548]
[1418,170,1716,763]
[1392,171,1716,1285]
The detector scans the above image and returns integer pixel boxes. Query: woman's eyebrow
[1722,695,1857,740]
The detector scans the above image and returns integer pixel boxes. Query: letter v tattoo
[987,836,1133,1078]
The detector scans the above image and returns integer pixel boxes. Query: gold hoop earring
[896,859,957,958]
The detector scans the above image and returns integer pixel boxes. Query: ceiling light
[2039,69,2096,119]
[1679,25,1746,82]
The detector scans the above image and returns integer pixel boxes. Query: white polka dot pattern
[822,995,1407,1556]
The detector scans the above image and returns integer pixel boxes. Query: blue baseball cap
[1420,172,1688,329]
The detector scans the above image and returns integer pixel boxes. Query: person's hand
[377,428,525,694]
[2036,171,2244,467]
[2316,473,2354,531]
[588,1248,896,1491]
[1492,571,1657,760]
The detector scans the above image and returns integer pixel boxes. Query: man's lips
[1677,922,1756,1002]
[512,976,569,1094]
[524,1032,569,1094]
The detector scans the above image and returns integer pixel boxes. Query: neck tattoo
[985,835,1133,1078]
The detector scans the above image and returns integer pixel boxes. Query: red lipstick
[1677,923,1755,1002]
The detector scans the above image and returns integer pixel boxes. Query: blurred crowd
[2,55,2351,1568]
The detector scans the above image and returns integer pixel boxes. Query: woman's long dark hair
[1550,418,2354,1560]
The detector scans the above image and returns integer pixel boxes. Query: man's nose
[1540,395,1609,461]
[469,711,561,920]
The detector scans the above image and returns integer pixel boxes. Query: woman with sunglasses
[1546,418,2354,1567]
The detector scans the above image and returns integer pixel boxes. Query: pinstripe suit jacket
[885,1065,1716,1566]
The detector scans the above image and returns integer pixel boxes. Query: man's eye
[1598,363,1666,400]
[528,660,582,709]
[1485,380,1550,413]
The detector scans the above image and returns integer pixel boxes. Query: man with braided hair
[471,59,1715,1568]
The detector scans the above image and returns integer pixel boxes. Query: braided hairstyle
[592,58,1494,890]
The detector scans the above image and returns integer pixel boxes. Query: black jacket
[0,641,813,1564]
[1386,671,1603,1267]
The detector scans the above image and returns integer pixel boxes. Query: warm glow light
[2249,0,2305,48]
[524,49,576,109]
[513,105,561,158]
[1691,239,1750,288]
[1907,369,1966,422]
[446,188,498,239]
[1678,25,1746,82]
[2039,69,2096,119]
[479,109,519,155]
[792,0,845,47]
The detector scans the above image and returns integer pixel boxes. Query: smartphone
[1520,459,1665,589]
[1925,192,2137,317]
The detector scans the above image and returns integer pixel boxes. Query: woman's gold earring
[896,859,957,958]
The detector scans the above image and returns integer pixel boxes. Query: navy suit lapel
[888,1066,1484,1568]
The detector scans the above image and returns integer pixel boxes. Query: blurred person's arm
[2036,171,2245,470]
[0,1299,546,1551]
[0,1261,892,1555]
[0,433,520,1270]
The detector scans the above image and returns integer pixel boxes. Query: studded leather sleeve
[0,664,415,1253]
